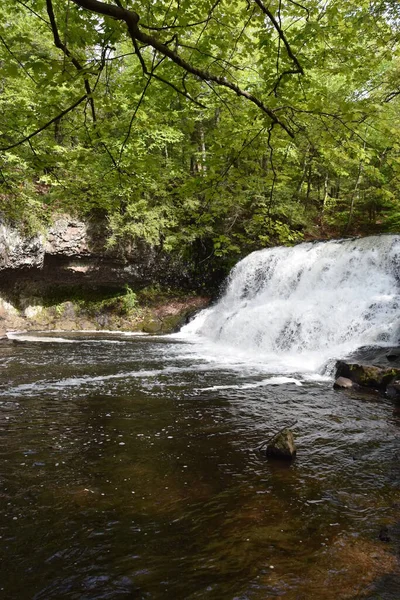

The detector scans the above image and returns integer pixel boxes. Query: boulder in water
[335,361,400,391]
[265,428,296,460]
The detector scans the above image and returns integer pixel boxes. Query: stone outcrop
[0,214,212,336]
[344,345,400,369]
[0,216,107,272]
[44,217,92,257]
[0,215,196,292]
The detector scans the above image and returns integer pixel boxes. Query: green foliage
[121,285,138,314]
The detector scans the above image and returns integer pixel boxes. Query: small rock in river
[266,428,296,460]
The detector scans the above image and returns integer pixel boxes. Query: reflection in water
[0,333,399,599]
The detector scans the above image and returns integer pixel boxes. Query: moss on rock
[336,361,400,391]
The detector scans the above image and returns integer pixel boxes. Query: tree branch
[0,34,37,84]
[269,68,301,97]
[287,0,310,21]
[253,0,304,75]
[384,89,400,103]
[16,0,51,25]
[151,73,207,108]
[141,18,209,32]
[46,0,97,123]
[141,0,222,32]
[0,95,88,151]
[71,0,294,138]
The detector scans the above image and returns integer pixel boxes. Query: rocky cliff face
[0,215,205,334]
[0,216,192,291]
[0,220,45,270]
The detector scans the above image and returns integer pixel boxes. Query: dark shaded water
[1,333,399,599]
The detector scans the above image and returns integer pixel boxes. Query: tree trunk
[346,145,365,233]
[320,173,329,225]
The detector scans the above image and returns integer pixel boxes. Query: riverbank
[0,288,210,337]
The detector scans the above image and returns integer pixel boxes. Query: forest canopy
[1,0,400,266]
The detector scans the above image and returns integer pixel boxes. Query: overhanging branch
[253,0,304,75]
[46,0,96,123]
[71,0,294,138]
[0,95,88,151]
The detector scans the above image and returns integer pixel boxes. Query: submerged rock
[265,428,296,460]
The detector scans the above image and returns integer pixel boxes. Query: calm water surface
[0,333,399,599]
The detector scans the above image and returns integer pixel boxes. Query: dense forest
[1,0,400,271]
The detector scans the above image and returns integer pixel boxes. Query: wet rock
[141,313,187,334]
[347,345,400,368]
[386,381,400,400]
[334,376,355,389]
[335,361,400,391]
[265,429,296,461]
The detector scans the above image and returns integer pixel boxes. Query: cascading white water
[182,235,400,374]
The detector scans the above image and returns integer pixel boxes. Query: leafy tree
[1,0,400,272]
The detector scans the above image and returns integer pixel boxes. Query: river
[1,330,399,599]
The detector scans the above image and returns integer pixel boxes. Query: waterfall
[183,235,400,373]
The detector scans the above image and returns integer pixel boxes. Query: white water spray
[183,235,400,373]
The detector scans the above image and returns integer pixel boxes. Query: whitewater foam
[180,235,400,373]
